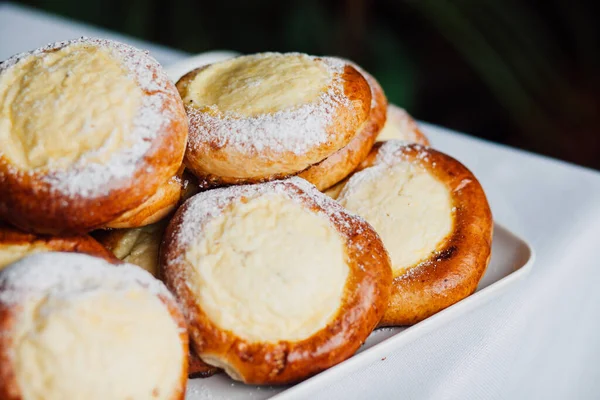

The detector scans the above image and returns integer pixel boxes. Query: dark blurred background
[16,0,600,170]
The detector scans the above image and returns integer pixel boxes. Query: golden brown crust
[0,40,188,235]
[0,223,118,268]
[103,167,185,229]
[352,142,492,326]
[160,178,392,384]
[298,68,387,190]
[188,348,221,379]
[177,56,372,187]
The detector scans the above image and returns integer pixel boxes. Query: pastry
[0,38,188,234]
[176,53,371,186]
[161,177,391,384]
[335,141,492,325]
[298,64,387,190]
[0,252,188,400]
[94,168,201,275]
[0,223,116,270]
[103,167,185,229]
[376,104,429,145]
[93,220,167,277]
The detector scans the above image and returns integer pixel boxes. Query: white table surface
[2,3,600,399]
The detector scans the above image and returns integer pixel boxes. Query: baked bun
[298,65,387,190]
[0,38,188,234]
[176,53,371,186]
[376,104,429,145]
[161,177,391,384]
[0,252,188,400]
[104,167,185,229]
[335,141,492,325]
[94,220,167,277]
[0,223,116,270]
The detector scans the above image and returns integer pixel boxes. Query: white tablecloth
[2,3,599,399]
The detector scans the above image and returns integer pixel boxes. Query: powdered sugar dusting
[375,140,429,165]
[169,177,367,267]
[0,37,177,198]
[185,53,350,157]
[0,252,173,306]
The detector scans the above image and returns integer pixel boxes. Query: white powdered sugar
[169,177,366,264]
[0,252,173,306]
[185,54,351,157]
[0,37,177,198]
[374,140,429,166]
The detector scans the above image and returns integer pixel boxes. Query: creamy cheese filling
[376,105,421,143]
[183,53,330,117]
[0,44,141,170]
[185,194,349,343]
[109,222,165,277]
[338,163,453,275]
[13,289,184,400]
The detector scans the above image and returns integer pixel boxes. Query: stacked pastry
[0,39,492,395]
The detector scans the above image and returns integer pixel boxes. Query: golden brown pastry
[0,223,117,270]
[0,38,188,234]
[298,64,387,190]
[376,104,429,145]
[161,177,391,384]
[103,167,185,229]
[176,53,371,186]
[188,349,220,379]
[0,252,188,400]
[334,141,492,325]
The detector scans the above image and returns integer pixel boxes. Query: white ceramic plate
[183,222,534,400]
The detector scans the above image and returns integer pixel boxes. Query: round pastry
[0,38,188,234]
[376,104,429,145]
[0,223,116,270]
[94,220,167,277]
[298,64,387,191]
[104,167,185,229]
[161,177,391,384]
[335,141,492,325]
[176,53,371,186]
[0,252,188,400]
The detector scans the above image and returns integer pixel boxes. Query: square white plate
[165,56,535,400]
[184,222,534,400]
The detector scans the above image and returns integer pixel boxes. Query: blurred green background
[16,0,600,169]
